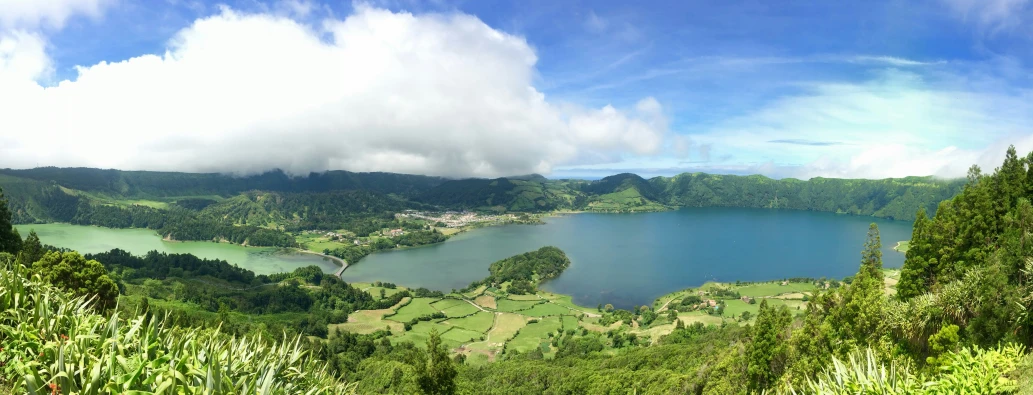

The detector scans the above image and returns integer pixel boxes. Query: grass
[521,302,575,317]
[441,327,485,343]
[463,285,487,298]
[329,297,409,335]
[561,315,580,330]
[894,240,910,253]
[539,292,598,315]
[735,281,816,297]
[442,302,481,318]
[488,313,527,343]
[496,298,541,312]
[430,298,466,311]
[409,321,453,335]
[677,311,725,327]
[387,297,439,322]
[508,316,562,353]
[366,286,405,300]
[474,295,497,309]
[506,293,541,301]
[444,311,495,333]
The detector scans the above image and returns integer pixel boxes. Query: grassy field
[328,297,408,335]
[442,302,481,318]
[474,295,497,309]
[431,298,466,311]
[445,311,495,333]
[496,299,541,312]
[506,293,541,301]
[735,281,816,297]
[521,302,575,317]
[894,240,910,253]
[488,313,527,343]
[508,316,562,353]
[677,311,725,327]
[387,297,439,322]
[538,292,598,315]
[442,327,485,343]
[561,315,580,330]
[463,285,487,298]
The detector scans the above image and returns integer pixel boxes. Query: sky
[1,1,1033,180]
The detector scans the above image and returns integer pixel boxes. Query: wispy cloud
[939,0,1032,35]
[767,139,846,147]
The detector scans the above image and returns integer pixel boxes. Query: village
[396,210,520,228]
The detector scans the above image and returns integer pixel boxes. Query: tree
[897,210,933,300]
[31,251,120,311]
[16,230,44,267]
[746,299,791,392]
[0,188,22,255]
[829,223,886,355]
[413,329,457,395]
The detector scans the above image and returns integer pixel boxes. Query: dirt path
[657,298,676,312]
[463,298,488,313]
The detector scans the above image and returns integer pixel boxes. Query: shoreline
[296,249,349,277]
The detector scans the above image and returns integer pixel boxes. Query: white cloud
[0,30,50,82]
[0,0,112,30]
[939,0,1032,34]
[691,68,1033,179]
[0,6,667,177]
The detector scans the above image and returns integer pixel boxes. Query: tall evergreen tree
[747,299,792,392]
[414,329,457,395]
[0,188,22,255]
[829,223,886,354]
[898,210,933,300]
[16,230,44,266]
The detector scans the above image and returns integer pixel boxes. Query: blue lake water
[342,208,913,309]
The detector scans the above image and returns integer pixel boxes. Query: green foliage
[468,246,570,292]
[30,250,119,311]
[0,187,21,255]
[0,261,354,394]
[413,329,458,395]
[802,345,1025,394]
[747,299,792,392]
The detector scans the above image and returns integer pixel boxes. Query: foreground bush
[0,260,354,394]
[798,345,1025,394]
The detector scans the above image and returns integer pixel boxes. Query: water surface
[342,208,913,308]
[14,223,339,275]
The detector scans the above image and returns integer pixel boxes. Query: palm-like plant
[0,260,355,394]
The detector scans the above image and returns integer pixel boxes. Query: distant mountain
[0,167,966,222]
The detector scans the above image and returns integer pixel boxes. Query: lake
[13,223,340,275]
[342,208,913,309]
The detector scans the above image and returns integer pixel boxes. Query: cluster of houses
[385,228,405,237]
[397,210,513,228]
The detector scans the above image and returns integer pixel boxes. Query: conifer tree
[415,329,457,395]
[747,299,791,392]
[0,188,22,255]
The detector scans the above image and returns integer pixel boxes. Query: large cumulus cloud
[0,6,667,177]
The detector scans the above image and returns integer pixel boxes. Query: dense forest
[464,246,571,294]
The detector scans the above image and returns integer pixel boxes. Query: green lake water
[342,208,914,309]
[13,223,340,275]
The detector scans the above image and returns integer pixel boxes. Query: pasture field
[507,316,562,353]
[495,298,541,312]
[463,285,487,298]
[506,294,541,301]
[328,298,408,335]
[445,311,495,333]
[487,313,527,342]
[474,295,497,309]
[735,282,816,297]
[521,302,574,317]
[677,311,725,327]
[387,297,439,322]
[442,328,484,343]
[539,292,598,315]
[561,315,580,330]
[431,298,466,311]
[366,286,405,300]
[442,302,481,318]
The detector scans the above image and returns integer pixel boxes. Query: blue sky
[2,0,1033,179]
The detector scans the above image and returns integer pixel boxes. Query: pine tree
[898,210,932,300]
[0,188,22,255]
[16,230,44,266]
[415,329,457,395]
[829,223,886,354]
[747,299,792,392]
